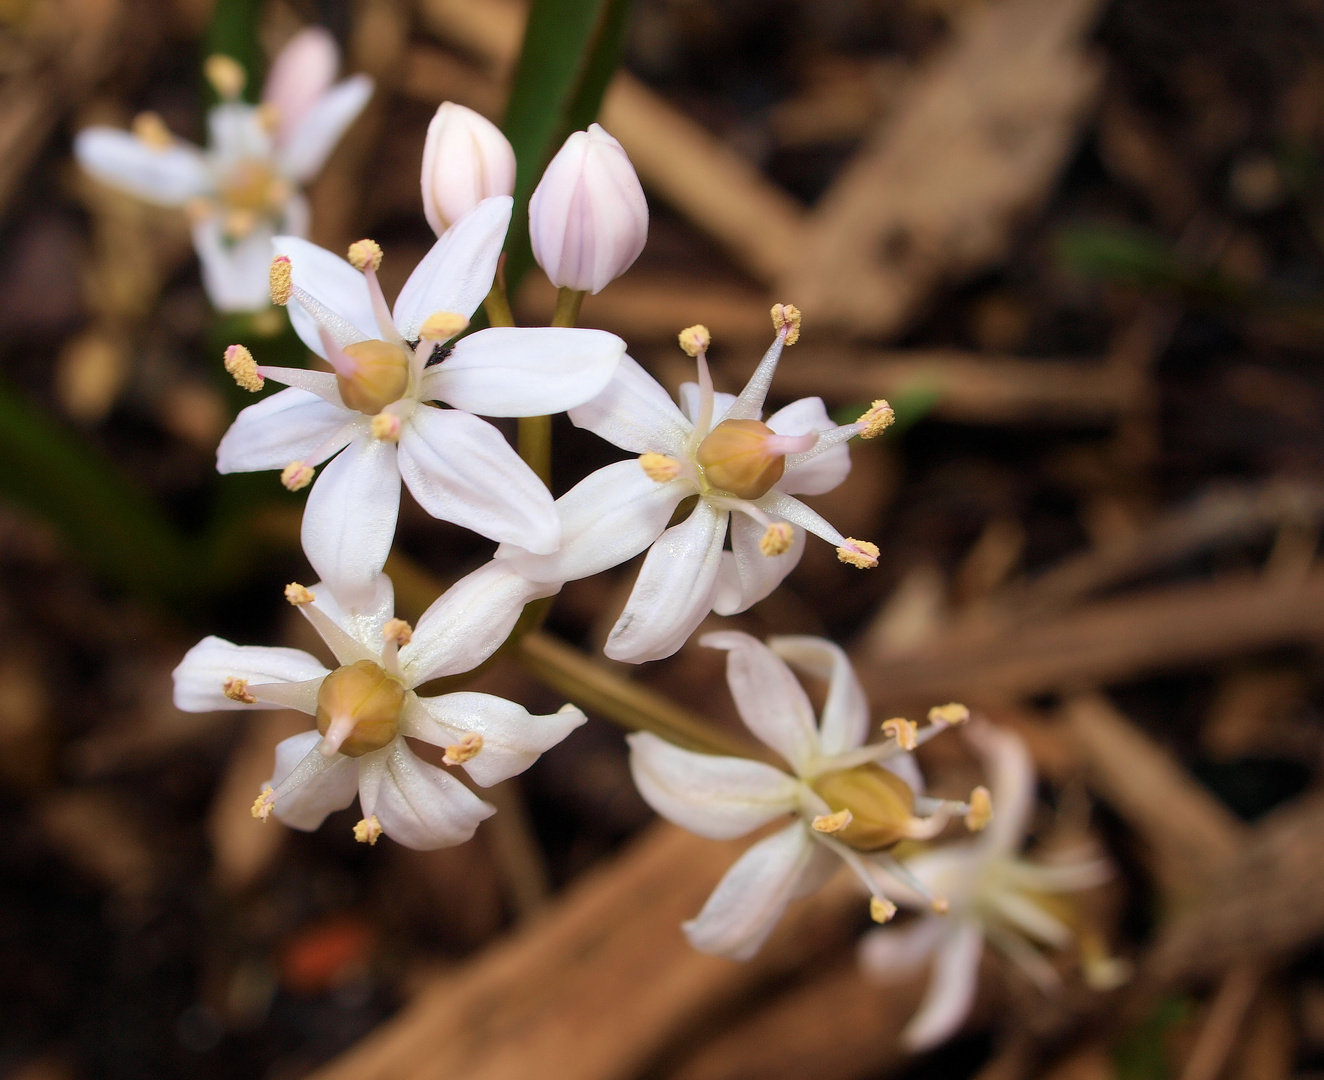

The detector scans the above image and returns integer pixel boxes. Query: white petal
[172,636,327,712]
[357,740,494,850]
[769,636,869,756]
[683,822,818,960]
[421,327,624,416]
[700,631,818,774]
[404,694,586,786]
[263,27,339,143]
[392,196,511,337]
[604,499,727,664]
[272,235,377,357]
[308,572,396,649]
[883,753,926,797]
[192,218,278,313]
[74,127,211,205]
[627,732,799,839]
[770,397,851,496]
[679,383,737,431]
[279,190,310,238]
[266,731,359,829]
[987,889,1073,949]
[567,355,691,454]
[711,512,805,617]
[495,458,686,584]
[301,436,401,609]
[397,405,558,552]
[858,917,948,981]
[278,75,374,182]
[208,103,271,162]
[400,561,559,685]
[902,845,983,911]
[964,721,1036,857]
[216,387,354,473]
[902,920,985,1050]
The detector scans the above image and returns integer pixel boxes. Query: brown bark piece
[781,0,1106,336]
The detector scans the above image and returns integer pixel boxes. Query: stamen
[639,452,681,482]
[251,787,274,821]
[284,582,315,605]
[882,718,918,750]
[443,732,484,765]
[812,808,853,834]
[678,324,711,357]
[856,399,895,439]
[204,54,246,100]
[281,461,314,491]
[223,344,263,392]
[419,311,469,341]
[223,676,256,704]
[353,816,383,845]
[759,521,794,556]
[770,303,802,345]
[256,103,280,134]
[371,411,402,442]
[224,210,256,239]
[928,702,971,725]
[382,618,412,647]
[131,111,172,150]
[836,538,879,569]
[269,256,293,306]
[347,239,383,272]
[965,786,992,831]
[870,896,898,923]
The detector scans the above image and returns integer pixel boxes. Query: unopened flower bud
[421,102,517,235]
[529,123,648,294]
[810,763,916,851]
[336,339,411,415]
[316,659,405,758]
[695,419,816,500]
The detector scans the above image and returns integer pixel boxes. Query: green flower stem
[551,286,585,328]
[518,416,553,489]
[482,276,515,331]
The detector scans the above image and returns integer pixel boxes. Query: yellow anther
[204,54,247,100]
[256,103,280,134]
[223,344,263,392]
[419,310,469,340]
[251,787,275,821]
[759,521,794,557]
[347,239,383,272]
[928,702,971,725]
[131,111,172,150]
[836,539,879,569]
[353,815,383,845]
[371,411,402,442]
[870,896,898,923]
[443,732,484,765]
[224,210,257,239]
[678,324,711,357]
[882,718,918,750]
[856,399,895,439]
[281,461,314,491]
[932,896,951,914]
[223,676,256,704]
[638,452,681,482]
[811,808,853,834]
[382,618,412,647]
[771,303,802,345]
[269,256,293,306]
[965,785,992,832]
[284,582,315,606]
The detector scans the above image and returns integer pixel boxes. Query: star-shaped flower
[74,29,373,311]
[173,563,582,849]
[497,308,893,662]
[217,196,626,608]
[627,631,987,959]
[858,722,1126,1050]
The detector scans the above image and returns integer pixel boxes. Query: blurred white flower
[73,28,373,312]
[529,123,648,294]
[628,631,985,959]
[217,197,625,608]
[859,722,1125,1051]
[421,102,517,235]
[496,308,893,663]
[172,566,580,850]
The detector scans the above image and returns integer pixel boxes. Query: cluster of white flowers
[150,30,1118,1048]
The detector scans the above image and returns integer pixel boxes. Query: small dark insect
[424,343,455,368]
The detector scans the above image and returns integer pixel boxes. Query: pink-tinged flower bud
[420,103,516,235]
[529,123,648,294]
[263,27,339,145]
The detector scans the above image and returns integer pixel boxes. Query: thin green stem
[551,286,585,328]
[483,280,515,330]
[517,415,553,488]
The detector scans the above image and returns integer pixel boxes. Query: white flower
[421,103,516,235]
[496,308,893,663]
[529,123,648,294]
[627,631,985,960]
[859,722,1124,1051]
[73,28,373,312]
[172,564,583,850]
[217,196,626,608]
